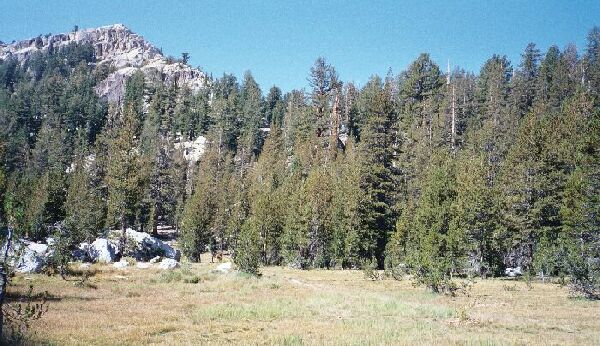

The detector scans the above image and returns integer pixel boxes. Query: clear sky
[1,0,599,92]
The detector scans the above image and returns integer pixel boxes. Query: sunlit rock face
[175,135,207,164]
[0,24,209,102]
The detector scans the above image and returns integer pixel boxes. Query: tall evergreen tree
[64,138,105,243]
[405,151,460,292]
[355,76,397,265]
[238,71,264,166]
[105,102,143,239]
[512,43,541,117]
[245,124,286,264]
[396,53,444,200]
[585,26,600,100]
[453,151,501,277]
[180,136,235,261]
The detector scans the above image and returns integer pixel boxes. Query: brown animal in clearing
[211,251,223,263]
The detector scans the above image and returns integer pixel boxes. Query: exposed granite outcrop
[0,24,208,102]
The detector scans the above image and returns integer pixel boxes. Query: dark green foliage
[403,152,461,293]
[512,43,541,116]
[453,152,501,277]
[238,71,264,164]
[362,257,380,280]
[560,168,599,298]
[0,27,598,299]
[174,86,211,139]
[138,84,178,234]
[181,52,190,64]
[235,220,261,275]
[396,53,444,200]
[265,86,285,126]
[355,76,397,265]
[245,125,286,264]
[105,102,143,232]
[180,141,234,262]
[585,26,600,100]
[64,146,105,243]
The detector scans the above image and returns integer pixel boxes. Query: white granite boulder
[215,262,232,274]
[158,258,180,270]
[72,242,91,261]
[149,256,161,263]
[89,238,116,263]
[9,240,52,274]
[113,260,129,269]
[505,267,523,277]
[114,229,180,261]
[15,247,46,274]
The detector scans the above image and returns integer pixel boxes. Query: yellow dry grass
[6,254,600,345]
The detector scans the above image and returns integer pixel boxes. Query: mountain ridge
[0,24,208,102]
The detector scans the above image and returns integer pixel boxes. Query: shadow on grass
[5,290,60,302]
[6,290,99,302]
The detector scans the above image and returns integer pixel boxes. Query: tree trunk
[119,215,126,260]
[0,228,13,341]
[451,85,456,151]
[329,93,340,160]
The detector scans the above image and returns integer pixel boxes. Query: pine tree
[499,111,548,270]
[61,62,107,145]
[560,167,599,298]
[173,86,197,140]
[585,26,600,100]
[24,76,71,239]
[512,43,541,117]
[139,84,177,234]
[210,74,240,152]
[396,54,444,200]
[265,86,285,127]
[281,174,311,268]
[304,165,335,268]
[225,170,248,257]
[329,138,362,267]
[179,145,218,262]
[64,139,105,243]
[453,152,501,277]
[235,218,261,275]
[282,90,310,151]
[308,57,341,140]
[172,154,188,230]
[0,140,5,227]
[536,45,577,110]
[245,124,286,264]
[105,103,143,239]
[552,91,599,296]
[467,55,514,212]
[405,151,460,292]
[180,137,234,261]
[355,76,397,265]
[238,71,264,167]
[22,173,49,240]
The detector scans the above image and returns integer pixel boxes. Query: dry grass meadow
[6,254,600,345]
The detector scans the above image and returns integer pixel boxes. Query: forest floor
[6,253,600,345]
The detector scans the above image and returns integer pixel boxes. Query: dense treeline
[0,28,598,295]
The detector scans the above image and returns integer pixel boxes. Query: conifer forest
[0,20,599,345]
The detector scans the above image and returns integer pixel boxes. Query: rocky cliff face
[0,24,208,102]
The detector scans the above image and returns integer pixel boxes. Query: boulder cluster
[3,228,182,274]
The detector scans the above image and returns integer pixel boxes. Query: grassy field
[6,254,600,345]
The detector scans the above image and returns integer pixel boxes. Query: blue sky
[1,0,598,92]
